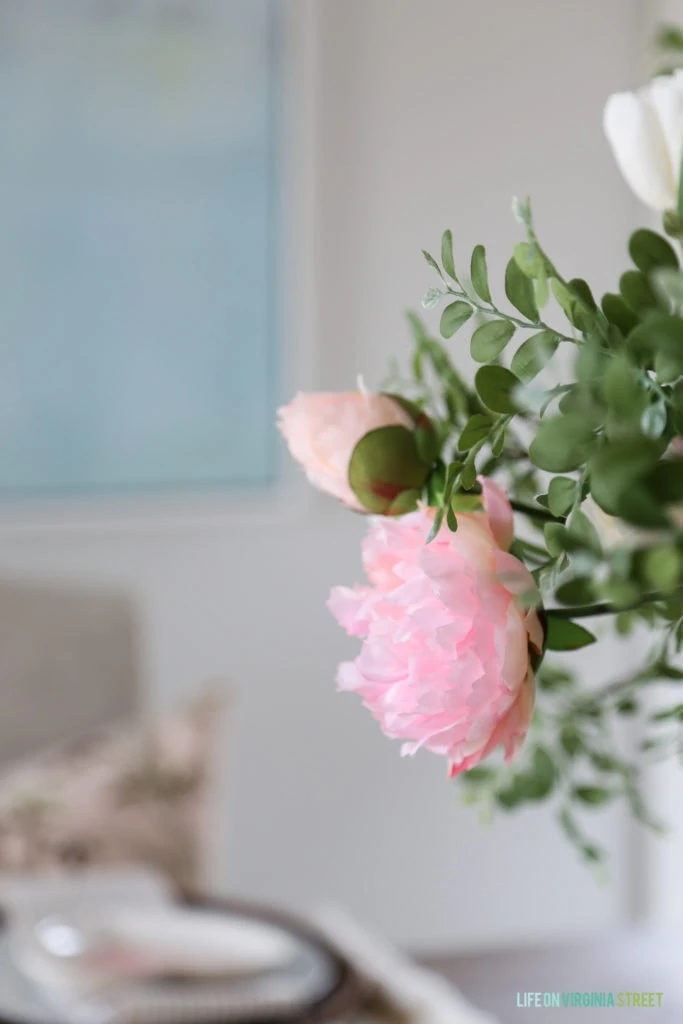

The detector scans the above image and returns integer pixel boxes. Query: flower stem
[445,286,574,342]
[510,499,564,524]
[547,589,675,620]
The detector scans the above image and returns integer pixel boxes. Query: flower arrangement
[279,32,683,863]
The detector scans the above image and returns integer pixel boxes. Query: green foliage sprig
[385,197,683,866]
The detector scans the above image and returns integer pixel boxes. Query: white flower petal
[647,74,683,199]
[604,90,676,210]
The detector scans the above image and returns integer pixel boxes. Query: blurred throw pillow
[0,690,224,893]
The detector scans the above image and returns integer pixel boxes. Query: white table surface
[426,930,683,1022]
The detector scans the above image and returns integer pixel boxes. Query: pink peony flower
[327,479,545,776]
[277,391,418,512]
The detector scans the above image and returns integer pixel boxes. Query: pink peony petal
[479,476,514,550]
[278,391,413,510]
[329,497,535,774]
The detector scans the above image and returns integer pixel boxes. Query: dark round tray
[0,890,366,1024]
[185,893,365,1023]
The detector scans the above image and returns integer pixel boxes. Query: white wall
[0,0,647,950]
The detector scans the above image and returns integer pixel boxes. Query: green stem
[510,499,563,524]
[517,203,612,349]
[547,601,625,619]
[547,589,675,620]
[645,374,673,407]
[511,537,549,560]
[445,286,575,343]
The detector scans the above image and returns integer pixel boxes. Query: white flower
[604,72,683,211]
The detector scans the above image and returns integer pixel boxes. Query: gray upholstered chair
[0,579,140,764]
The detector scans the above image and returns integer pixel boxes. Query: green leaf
[569,278,598,311]
[534,271,550,310]
[530,747,557,797]
[652,266,683,306]
[602,353,642,423]
[495,781,526,809]
[555,577,596,605]
[406,311,430,345]
[589,438,666,521]
[548,476,578,517]
[559,807,583,843]
[628,228,678,274]
[551,279,577,324]
[674,381,683,434]
[544,522,567,558]
[470,244,491,303]
[460,455,478,490]
[656,348,683,385]
[440,301,473,339]
[441,230,457,281]
[650,704,683,723]
[649,457,683,505]
[545,617,597,651]
[425,460,445,505]
[451,493,482,512]
[568,509,601,553]
[601,293,639,336]
[513,242,546,279]
[529,415,596,472]
[491,424,506,457]
[538,665,575,691]
[618,487,672,530]
[510,330,558,383]
[620,270,659,315]
[496,757,556,807]
[461,766,495,784]
[572,786,612,807]
[627,313,683,373]
[470,320,515,363]
[551,278,590,330]
[656,24,683,50]
[505,257,539,322]
[600,580,641,609]
[422,249,443,279]
[458,414,492,451]
[427,506,445,543]
[643,545,682,593]
[641,399,668,440]
[592,753,625,779]
[474,365,520,414]
[428,460,462,541]
[446,505,458,532]
[443,459,461,498]
[560,725,582,758]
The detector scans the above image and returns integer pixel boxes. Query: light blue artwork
[0,0,279,495]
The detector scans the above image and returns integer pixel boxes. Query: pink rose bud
[277,391,436,514]
[328,479,544,775]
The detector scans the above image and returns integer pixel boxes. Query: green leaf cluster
[381,199,683,865]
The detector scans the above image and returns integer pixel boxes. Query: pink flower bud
[277,391,434,513]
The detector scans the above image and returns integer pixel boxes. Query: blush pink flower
[327,480,545,776]
[277,391,415,511]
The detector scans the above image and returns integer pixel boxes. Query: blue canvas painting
[0,0,279,495]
